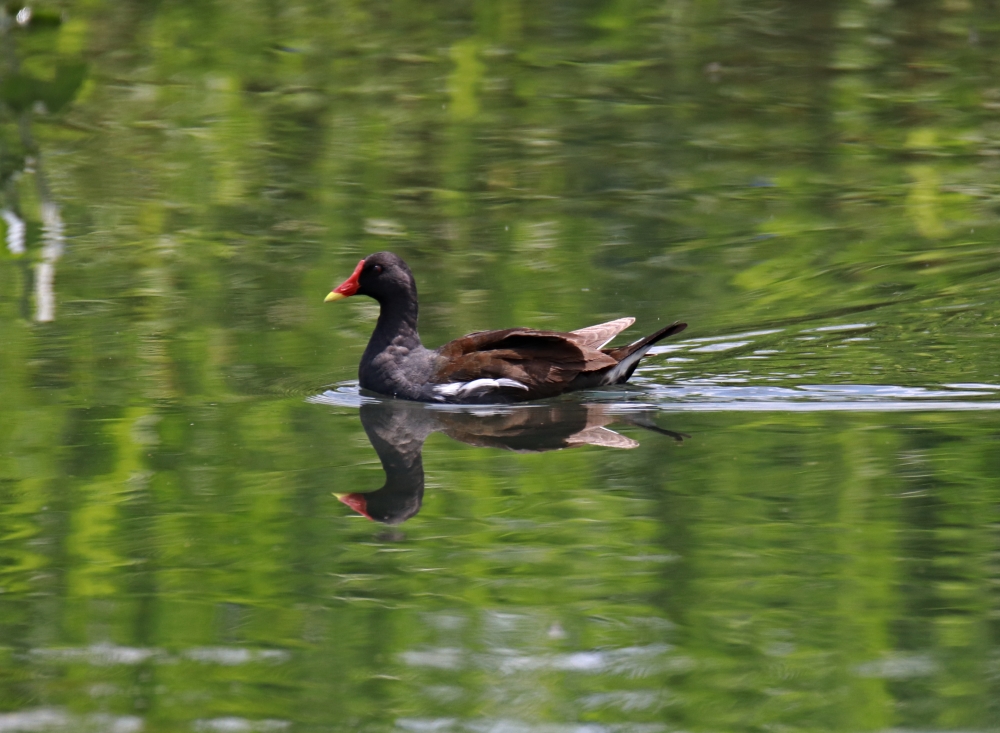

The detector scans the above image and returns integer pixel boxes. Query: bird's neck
[367,293,423,354]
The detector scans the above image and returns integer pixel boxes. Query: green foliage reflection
[0,0,999,731]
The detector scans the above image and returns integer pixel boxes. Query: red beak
[324,259,365,302]
[337,493,373,520]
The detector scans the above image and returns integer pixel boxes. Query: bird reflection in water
[337,399,686,524]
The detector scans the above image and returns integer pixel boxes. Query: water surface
[1,1,999,731]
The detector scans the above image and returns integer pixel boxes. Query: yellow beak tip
[324,291,347,303]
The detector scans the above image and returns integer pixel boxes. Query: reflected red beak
[324,259,365,302]
[337,492,372,520]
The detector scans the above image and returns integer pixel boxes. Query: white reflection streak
[401,643,675,678]
[28,643,290,666]
[35,199,64,323]
[17,111,65,323]
[642,400,1000,413]
[0,708,143,733]
[855,652,938,679]
[395,719,668,733]
[30,643,160,666]
[1,209,25,254]
[193,718,290,732]
[183,647,291,665]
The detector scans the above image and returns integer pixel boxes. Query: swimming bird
[325,252,687,404]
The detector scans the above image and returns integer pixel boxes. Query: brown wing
[569,317,635,349]
[434,328,616,396]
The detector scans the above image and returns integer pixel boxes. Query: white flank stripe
[433,378,528,398]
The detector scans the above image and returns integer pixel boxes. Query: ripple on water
[305,315,1000,413]
[308,380,1000,414]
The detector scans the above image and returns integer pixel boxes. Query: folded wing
[433,328,617,400]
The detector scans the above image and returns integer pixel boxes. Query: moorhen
[325,252,687,403]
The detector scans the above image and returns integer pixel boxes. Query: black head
[325,251,417,304]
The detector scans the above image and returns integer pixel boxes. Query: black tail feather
[606,321,687,382]
[624,321,688,355]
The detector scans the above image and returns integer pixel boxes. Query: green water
[2,1,1000,731]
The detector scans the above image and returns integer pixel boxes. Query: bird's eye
[372,264,383,275]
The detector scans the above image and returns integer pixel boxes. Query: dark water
[2,1,1000,731]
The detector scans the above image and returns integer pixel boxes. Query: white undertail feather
[601,340,654,385]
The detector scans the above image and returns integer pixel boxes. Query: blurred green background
[1,1,1000,731]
